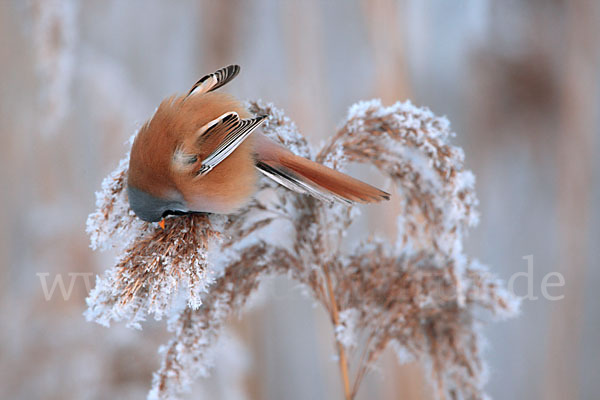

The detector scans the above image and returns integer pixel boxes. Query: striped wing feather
[187,65,241,97]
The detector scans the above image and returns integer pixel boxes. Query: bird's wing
[196,112,266,176]
[187,65,240,97]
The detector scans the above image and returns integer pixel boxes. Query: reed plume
[86,99,518,399]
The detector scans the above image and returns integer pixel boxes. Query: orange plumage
[127,65,389,222]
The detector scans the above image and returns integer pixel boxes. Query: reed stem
[323,263,352,400]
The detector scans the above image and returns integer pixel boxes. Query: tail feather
[256,153,390,204]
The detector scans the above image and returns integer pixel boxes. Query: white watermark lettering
[507,255,565,301]
[37,272,94,301]
[541,272,565,301]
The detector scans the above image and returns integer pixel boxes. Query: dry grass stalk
[86,99,518,399]
[323,260,353,400]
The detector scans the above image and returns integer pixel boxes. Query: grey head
[127,185,188,222]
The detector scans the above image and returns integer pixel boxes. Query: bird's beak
[158,218,166,230]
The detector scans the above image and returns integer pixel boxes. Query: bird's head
[127,97,191,222]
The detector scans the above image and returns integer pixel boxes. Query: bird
[127,65,390,224]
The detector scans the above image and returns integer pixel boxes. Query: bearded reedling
[127,65,390,224]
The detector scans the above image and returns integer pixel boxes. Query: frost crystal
[86,99,518,399]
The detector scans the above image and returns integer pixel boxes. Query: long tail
[254,134,390,204]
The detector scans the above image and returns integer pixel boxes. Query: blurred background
[1,1,598,399]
